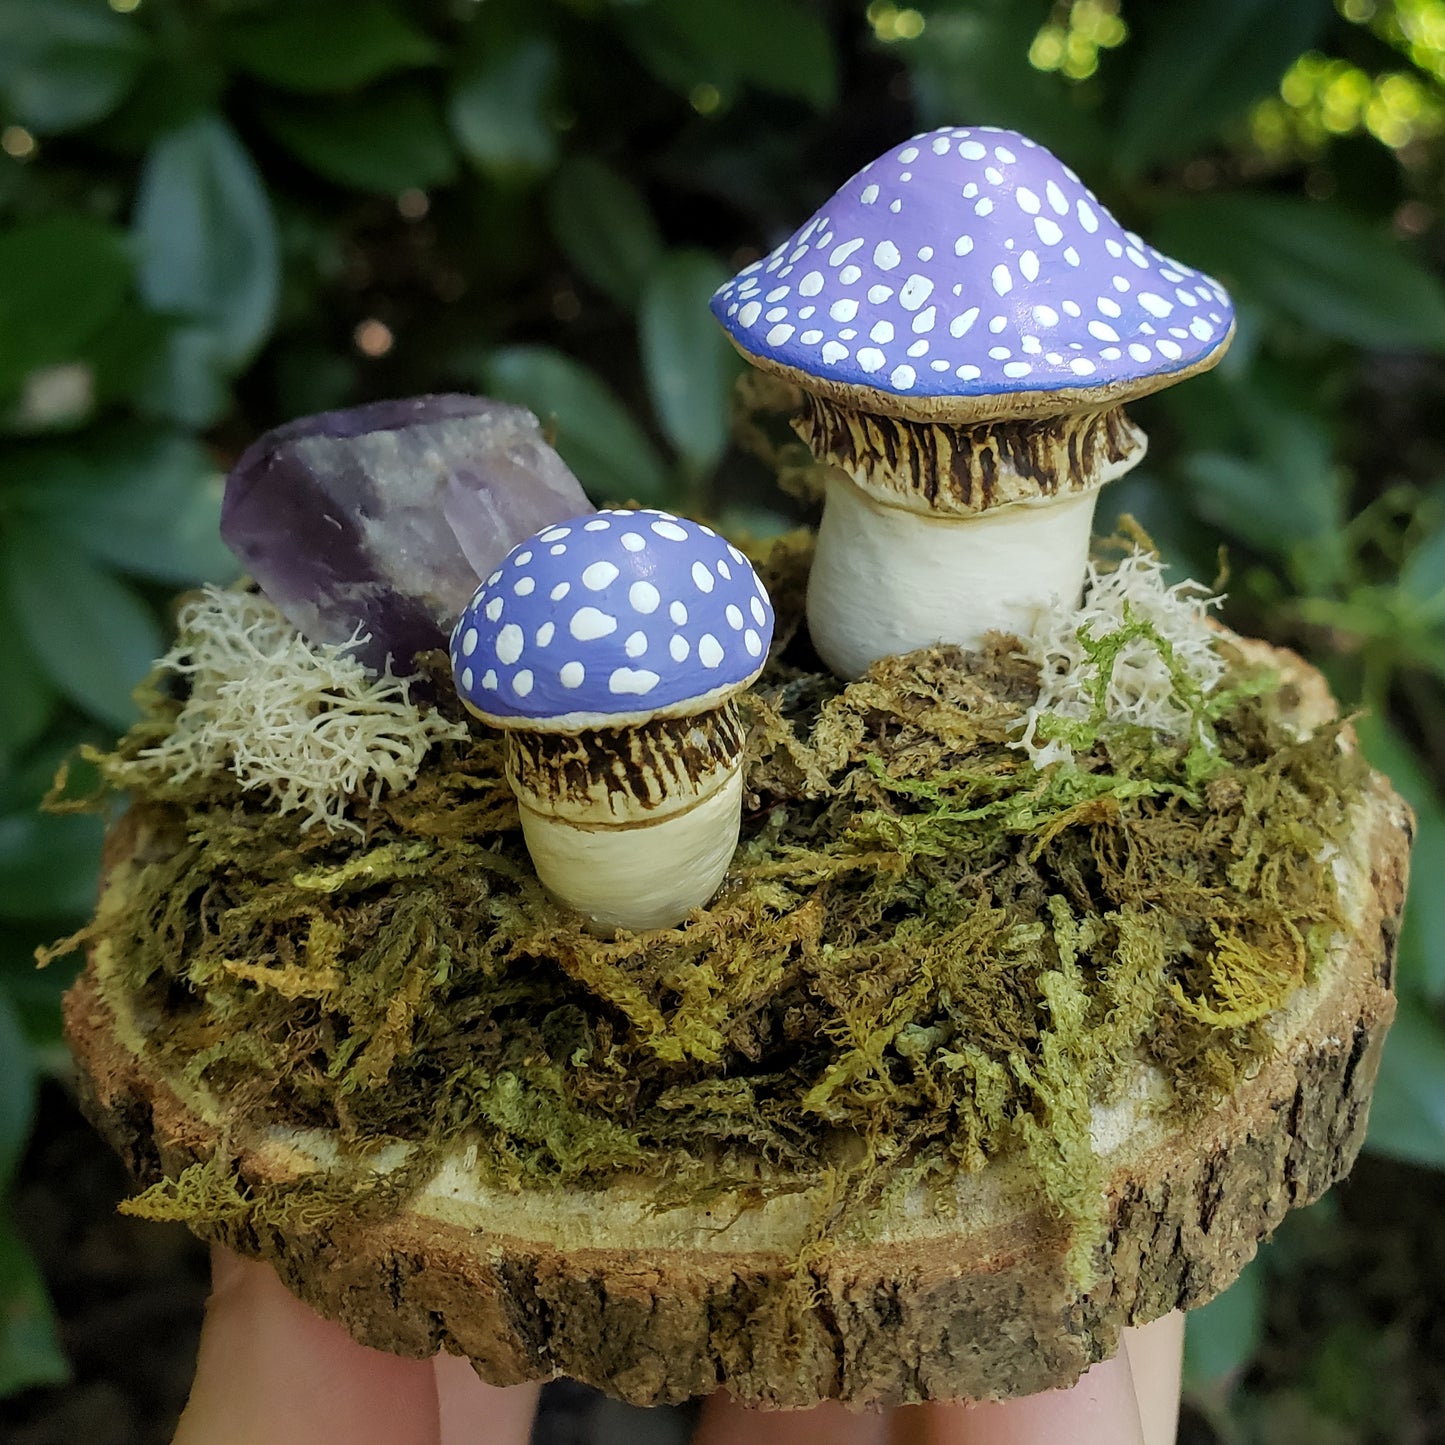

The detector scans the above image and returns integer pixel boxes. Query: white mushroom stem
[807,472,1101,680]
[517,767,743,932]
[501,703,748,933]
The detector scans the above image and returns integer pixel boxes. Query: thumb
[173,1245,441,1445]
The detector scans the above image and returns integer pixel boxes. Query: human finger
[1122,1311,1184,1445]
[433,1351,541,1445]
[173,1246,442,1445]
[694,1394,890,1445]
[888,1348,1146,1445]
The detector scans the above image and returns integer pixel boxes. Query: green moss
[58,534,1367,1286]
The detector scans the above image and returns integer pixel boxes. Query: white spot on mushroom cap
[629,581,660,614]
[560,661,584,688]
[582,561,619,591]
[496,624,523,664]
[570,607,616,641]
[609,667,659,695]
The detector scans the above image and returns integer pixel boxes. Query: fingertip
[433,1352,540,1445]
[173,1246,441,1445]
[1122,1311,1184,1445]
[890,1351,1146,1445]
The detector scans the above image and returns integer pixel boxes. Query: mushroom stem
[797,400,1146,678]
[515,769,743,932]
[807,473,1102,679]
[503,703,747,932]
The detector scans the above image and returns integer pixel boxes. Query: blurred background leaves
[2,0,1445,1439]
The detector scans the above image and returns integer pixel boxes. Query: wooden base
[63,647,1411,1410]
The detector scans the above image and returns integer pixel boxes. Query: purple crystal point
[221,395,592,672]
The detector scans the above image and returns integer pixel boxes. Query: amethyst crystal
[221,395,592,672]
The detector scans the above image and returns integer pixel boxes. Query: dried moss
[58,533,1367,1285]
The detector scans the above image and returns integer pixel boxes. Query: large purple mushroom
[451,508,774,932]
[711,125,1235,679]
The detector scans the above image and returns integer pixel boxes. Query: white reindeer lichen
[1015,549,1226,769]
[130,587,468,833]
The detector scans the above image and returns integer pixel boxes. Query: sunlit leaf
[615,0,838,110]
[2,525,162,730]
[133,114,279,371]
[483,345,670,505]
[1152,196,1445,352]
[547,157,664,308]
[639,249,739,478]
[1366,994,1445,1168]
[221,0,437,94]
[0,216,132,397]
[449,36,559,181]
[0,0,149,134]
[261,81,457,193]
[903,2,1112,176]
[1114,0,1330,175]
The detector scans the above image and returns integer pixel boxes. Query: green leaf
[0,583,55,767]
[1182,1250,1266,1389]
[221,0,437,95]
[0,0,149,134]
[2,525,162,730]
[1151,196,1445,352]
[547,157,664,308]
[904,2,1112,176]
[261,81,457,193]
[482,346,670,505]
[0,808,103,920]
[1399,523,1445,613]
[133,327,232,429]
[638,249,739,478]
[0,216,132,397]
[0,988,35,1184]
[1365,994,1445,1168]
[6,428,235,585]
[615,0,838,109]
[0,1217,68,1396]
[133,115,279,373]
[1114,0,1330,175]
[1354,716,1445,1006]
[449,36,559,181]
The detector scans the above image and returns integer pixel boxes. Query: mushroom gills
[515,767,744,933]
[807,473,1102,679]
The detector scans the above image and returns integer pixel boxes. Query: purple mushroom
[451,508,774,931]
[710,125,1236,678]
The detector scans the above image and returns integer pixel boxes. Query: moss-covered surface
[52,533,1367,1276]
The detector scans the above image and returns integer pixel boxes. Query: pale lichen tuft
[1016,549,1226,768]
[110,587,468,834]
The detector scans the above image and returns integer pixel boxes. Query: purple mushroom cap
[451,509,774,729]
[710,126,1234,405]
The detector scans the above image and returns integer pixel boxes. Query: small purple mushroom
[451,508,774,931]
[710,125,1236,678]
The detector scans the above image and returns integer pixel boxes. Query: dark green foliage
[3,0,1445,1426]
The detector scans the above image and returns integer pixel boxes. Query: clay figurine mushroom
[710,126,1236,679]
[451,508,774,931]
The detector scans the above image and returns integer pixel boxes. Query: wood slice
[63,643,1412,1410]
